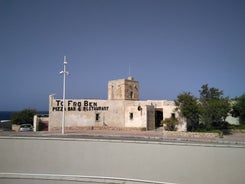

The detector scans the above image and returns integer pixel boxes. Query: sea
[0,111,48,121]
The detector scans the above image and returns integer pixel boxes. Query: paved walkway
[1,129,245,145]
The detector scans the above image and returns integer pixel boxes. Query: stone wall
[49,96,127,131]
[108,77,139,100]
[50,126,146,131]
[125,105,147,128]
[147,105,155,130]
[163,131,221,138]
[48,95,187,131]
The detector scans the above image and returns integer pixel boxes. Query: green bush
[38,121,48,131]
[11,109,37,125]
[229,124,245,130]
[161,118,178,131]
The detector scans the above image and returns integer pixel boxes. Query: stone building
[48,77,186,131]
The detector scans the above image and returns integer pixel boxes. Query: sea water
[0,111,48,121]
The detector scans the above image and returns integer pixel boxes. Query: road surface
[0,136,245,184]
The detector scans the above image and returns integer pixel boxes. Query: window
[129,113,133,120]
[171,113,175,119]
[96,113,100,121]
[130,91,134,99]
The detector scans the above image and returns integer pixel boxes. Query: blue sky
[0,0,244,111]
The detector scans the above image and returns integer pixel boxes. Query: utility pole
[60,56,69,134]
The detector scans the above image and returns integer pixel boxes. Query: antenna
[128,64,131,77]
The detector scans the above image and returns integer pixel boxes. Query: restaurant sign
[52,100,109,112]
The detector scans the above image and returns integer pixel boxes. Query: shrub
[11,109,37,125]
[161,118,178,131]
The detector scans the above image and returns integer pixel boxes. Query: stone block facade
[48,77,186,131]
[108,77,139,100]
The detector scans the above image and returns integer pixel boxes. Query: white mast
[60,56,69,134]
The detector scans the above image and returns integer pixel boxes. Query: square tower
[108,77,139,100]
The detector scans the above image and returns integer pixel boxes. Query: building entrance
[155,109,163,128]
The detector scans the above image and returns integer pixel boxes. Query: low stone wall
[231,129,245,133]
[50,126,146,132]
[12,124,20,132]
[163,131,221,138]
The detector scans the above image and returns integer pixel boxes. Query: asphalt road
[0,135,245,184]
[0,179,91,184]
